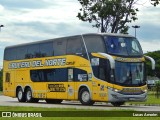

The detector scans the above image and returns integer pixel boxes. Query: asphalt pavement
[0,95,160,111]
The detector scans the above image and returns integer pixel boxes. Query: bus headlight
[107,87,121,93]
[143,89,147,93]
[142,86,148,93]
[113,88,120,92]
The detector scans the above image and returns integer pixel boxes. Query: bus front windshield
[115,62,145,87]
[104,36,143,56]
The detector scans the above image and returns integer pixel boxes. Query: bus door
[67,68,75,100]
[4,71,15,97]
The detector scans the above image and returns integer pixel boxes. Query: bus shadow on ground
[2,99,150,109]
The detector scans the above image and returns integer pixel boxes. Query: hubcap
[18,90,23,100]
[82,91,90,103]
[27,91,32,101]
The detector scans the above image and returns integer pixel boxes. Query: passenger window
[30,68,68,82]
[68,69,73,82]
[17,46,28,60]
[92,58,111,82]
[53,39,67,56]
[39,42,53,57]
[4,48,17,60]
[67,37,82,55]
[54,69,68,82]
[27,44,40,58]
[46,69,55,82]
[6,73,10,82]
[73,68,88,82]
[84,35,105,53]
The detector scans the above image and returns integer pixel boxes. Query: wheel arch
[24,85,33,92]
[78,85,92,100]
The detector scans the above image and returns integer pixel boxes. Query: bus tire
[79,88,94,105]
[45,99,62,104]
[111,102,125,107]
[17,87,26,102]
[25,88,39,103]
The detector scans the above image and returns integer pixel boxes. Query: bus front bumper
[108,88,147,102]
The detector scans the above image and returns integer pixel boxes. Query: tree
[155,81,160,98]
[77,0,159,33]
[145,51,160,78]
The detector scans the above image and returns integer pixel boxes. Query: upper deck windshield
[104,36,143,57]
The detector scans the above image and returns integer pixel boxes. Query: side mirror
[98,52,115,69]
[144,56,155,70]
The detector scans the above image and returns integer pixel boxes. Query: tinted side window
[4,49,10,60]
[53,39,67,56]
[30,68,68,82]
[39,42,53,57]
[5,73,10,82]
[4,48,17,60]
[30,70,45,82]
[84,35,106,53]
[74,68,88,82]
[67,37,82,55]
[17,46,28,60]
[46,69,55,82]
[54,69,68,82]
[27,44,40,59]
[92,58,110,82]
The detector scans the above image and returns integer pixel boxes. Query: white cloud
[140,40,160,53]
[133,1,160,25]
[0,0,81,24]
[0,4,4,11]
[0,0,160,66]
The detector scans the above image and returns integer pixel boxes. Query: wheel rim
[26,90,32,101]
[82,91,90,103]
[18,90,23,100]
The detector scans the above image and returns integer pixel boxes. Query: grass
[0,106,79,111]
[0,106,159,120]
[0,91,2,95]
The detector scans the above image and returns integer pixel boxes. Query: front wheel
[17,88,26,102]
[111,102,125,107]
[79,88,95,105]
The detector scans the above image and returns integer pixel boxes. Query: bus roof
[5,33,134,49]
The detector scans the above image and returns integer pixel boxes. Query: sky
[0,0,160,67]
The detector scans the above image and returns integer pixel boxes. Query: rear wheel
[25,88,39,103]
[79,88,94,105]
[46,99,63,104]
[111,102,125,107]
[17,87,26,102]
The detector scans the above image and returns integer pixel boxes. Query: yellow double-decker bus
[3,33,155,106]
